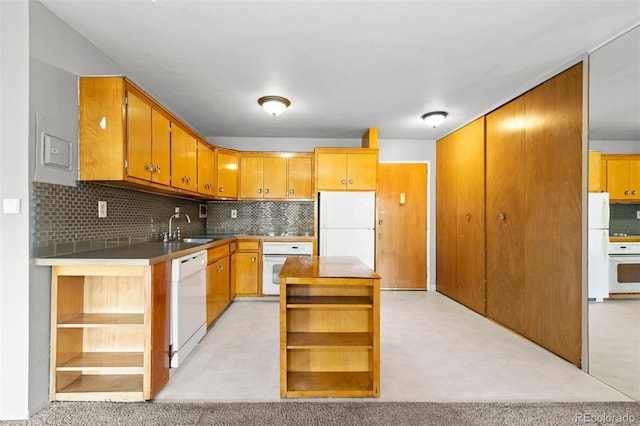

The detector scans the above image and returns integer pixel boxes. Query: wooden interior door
[375,163,427,289]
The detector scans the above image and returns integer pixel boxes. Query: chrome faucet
[167,211,191,241]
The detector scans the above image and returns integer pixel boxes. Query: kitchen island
[279,256,380,398]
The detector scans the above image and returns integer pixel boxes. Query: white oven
[609,242,640,295]
[262,242,313,295]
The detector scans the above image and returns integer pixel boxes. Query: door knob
[497,213,506,221]
[465,213,472,222]
[378,219,383,225]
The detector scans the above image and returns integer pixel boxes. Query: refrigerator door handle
[603,198,610,227]
[602,229,609,256]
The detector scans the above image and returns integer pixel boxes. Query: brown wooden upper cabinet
[197,141,216,197]
[588,150,605,193]
[215,148,239,199]
[239,153,314,200]
[79,76,209,198]
[315,148,378,191]
[605,156,640,201]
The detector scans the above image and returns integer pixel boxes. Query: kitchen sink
[180,237,214,243]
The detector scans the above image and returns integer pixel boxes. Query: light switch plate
[231,209,237,218]
[3,198,21,214]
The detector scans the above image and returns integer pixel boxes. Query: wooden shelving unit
[279,256,380,398]
[48,263,169,401]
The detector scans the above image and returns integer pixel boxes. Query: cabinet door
[346,152,377,190]
[454,117,485,315]
[240,156,264,198]
[197,142,216,196]
[171,125,197,192]
[317,153,347,190]
[235,252,259,295]
[629,160,640,200]
[151,109,171,186]
[607,160,631,199]
[288,156,313,199]
[207,257,230,326]
[230,253,237,299]
[126,91,153,181]
[263,156,287,199]
[216,149,238,198]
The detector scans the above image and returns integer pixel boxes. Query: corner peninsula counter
[279,256,380,398]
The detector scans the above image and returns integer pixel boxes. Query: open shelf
[286,372,374,397]
[287,332,372,349]
[58,313,144,327]
[286,296,372,308]
[55,374,144,401]
[57,352,144,373]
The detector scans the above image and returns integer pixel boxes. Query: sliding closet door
[486,62,584,366]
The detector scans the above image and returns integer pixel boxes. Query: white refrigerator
[588,192,610,302]
[319,191,376,270]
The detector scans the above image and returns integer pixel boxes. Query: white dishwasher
[170,250,207,368]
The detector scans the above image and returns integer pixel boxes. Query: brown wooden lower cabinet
[279,256,380,398]
[47,262,170,401]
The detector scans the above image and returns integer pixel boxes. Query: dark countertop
[34,234,317,266]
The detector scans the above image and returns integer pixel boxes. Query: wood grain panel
[79,77,125,180]
[376,163,427,289]
[150,261,170,398]
[286,309,371,333]
[436,125,459,300]
[454,118,486,314]
[486,62,583,367]
[263,156,288,198]
[126,91,152,181]
[317,153,347,190]
[288,156,314,199]
[151,109,171,186]
[83,276,145,313]
[239,156,263,198]
[347,152,378,190]
[287,348,371,372]
[215,148,239,198]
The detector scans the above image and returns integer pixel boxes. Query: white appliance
[319,191,376,270]
[170,250,207,368]
[262,241,314,295]
[609,242,640,294]
[588,192,610,302]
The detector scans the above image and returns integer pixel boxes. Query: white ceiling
[39,0,640,141]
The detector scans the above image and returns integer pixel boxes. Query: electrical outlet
[231,209,237,219]
[636,211,640,220]
[98,201,107,218]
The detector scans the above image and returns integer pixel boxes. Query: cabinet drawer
[238,241,259,251]
[208,244,230,263]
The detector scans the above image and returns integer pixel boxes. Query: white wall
[0,1,126,420]
[590,139,640,154]
[0,0,31,420]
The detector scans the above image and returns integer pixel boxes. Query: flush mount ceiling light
[258,96,291,117]
[421,111,448,128]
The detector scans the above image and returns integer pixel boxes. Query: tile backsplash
[31,182,316,257]
[206,201,315,236]
[609,203,640,235]
[32,181,204,256]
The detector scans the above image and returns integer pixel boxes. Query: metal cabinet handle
[154,166,161,174]
[341,179,346,185]
[219,187,224,192]
[625,190,631,195]
[257,188,262,194]
[349,179,354,184]
[497,213,506,221]
[146,163,154,171]
[289,189,294,194]
[265,188,269,194]
[251,256,256,262]
[633,190,638,195]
